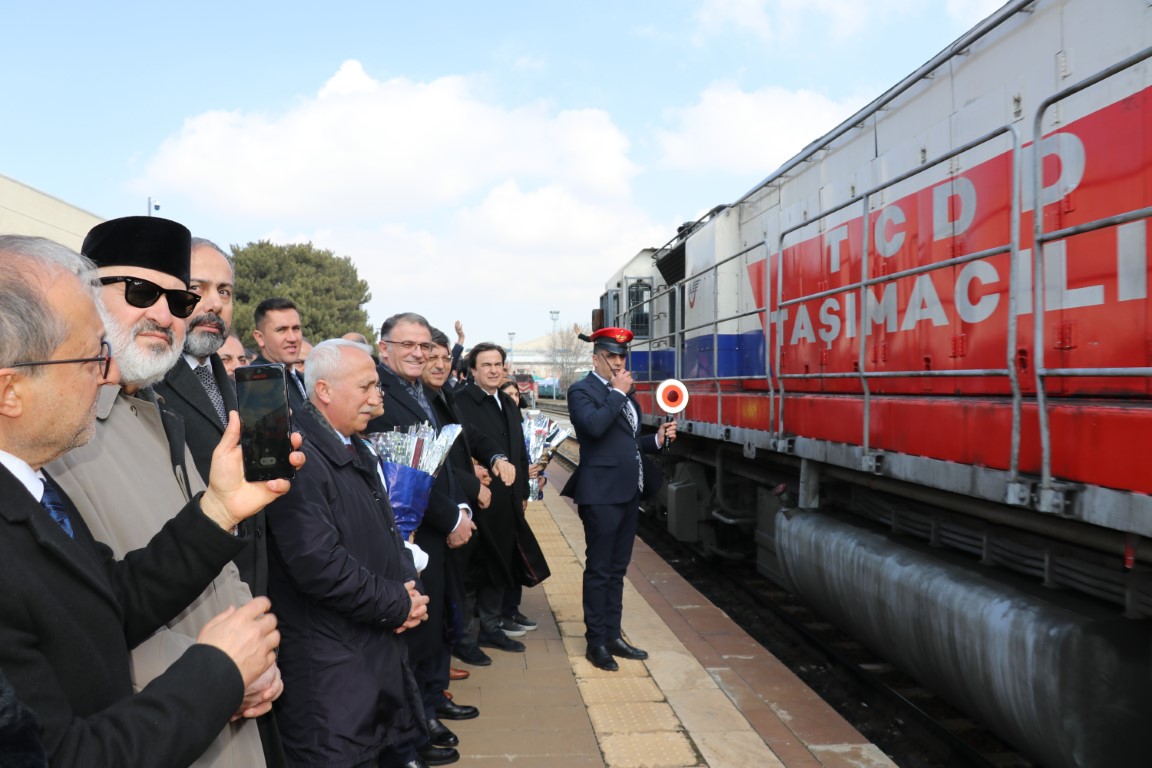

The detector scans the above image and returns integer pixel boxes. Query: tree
[551,322,592,390]
[230,240,375,345]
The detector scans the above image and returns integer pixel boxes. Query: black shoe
[503,611,538,631]
[435,700,479,721]
[417,743,459,766]
[478,630,525,653]
[606,638,648,660]
[398,760,429,768]
[585,645,619,672]
[426,717,458,748]
[497,618,526,637]
[451,643,492,666]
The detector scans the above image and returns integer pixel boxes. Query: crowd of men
[0,214,673,768]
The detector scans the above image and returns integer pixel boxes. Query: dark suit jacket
[365,366,467,658]
[453,383,530,586]
[155,355,272,600]
[0,465,246,767]
[562,373,662,505]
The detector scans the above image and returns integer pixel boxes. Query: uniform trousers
[579,492,640,646]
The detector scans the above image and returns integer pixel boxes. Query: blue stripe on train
[628,331,766,381]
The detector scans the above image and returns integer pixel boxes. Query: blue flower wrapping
[381,462,435,539]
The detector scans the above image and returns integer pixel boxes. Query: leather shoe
[478,630,525,653]
[452,643,492,666]
[417,743,459,766]
[435,700,479,720]
[426,717,458,748]
[398,760,429,768]
[585,645,619,672]
[449,667,470,681]
[607,638,648,660]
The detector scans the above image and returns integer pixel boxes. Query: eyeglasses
[383,339,434,354]
[98,276,200,319]
[10,340,113,380]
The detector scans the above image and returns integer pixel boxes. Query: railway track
[533,398,1030,768]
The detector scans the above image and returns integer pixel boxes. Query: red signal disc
[655,379,689,414]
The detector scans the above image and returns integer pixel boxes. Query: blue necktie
[40,477,75,538]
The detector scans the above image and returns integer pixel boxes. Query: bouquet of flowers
[522,410,571,501]
[367,422,463,540]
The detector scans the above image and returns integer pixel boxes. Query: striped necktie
[40,477,75,538]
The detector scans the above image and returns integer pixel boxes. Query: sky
[1,0,1004,349]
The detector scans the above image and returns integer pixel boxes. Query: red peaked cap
[579,327,633,355]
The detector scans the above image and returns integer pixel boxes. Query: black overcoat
[452,383,530,588]
[265,407,424,768]
[0,464,246,767]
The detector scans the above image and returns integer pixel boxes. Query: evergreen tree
[230,240,375,345]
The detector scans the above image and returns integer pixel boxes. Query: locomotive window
[627,281,651,339]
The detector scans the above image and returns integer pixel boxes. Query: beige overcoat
[48,384,265,768]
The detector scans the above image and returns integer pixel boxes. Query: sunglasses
[98,276,200,319]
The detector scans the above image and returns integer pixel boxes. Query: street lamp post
[549,310,559,380]
[507,332,516,372]
[147,197,160,216]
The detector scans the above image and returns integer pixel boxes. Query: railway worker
[365,312,480,767]
[0,234,299,766]
[562,327,676,672]
[48,217,283,766]
[263,340,430,768]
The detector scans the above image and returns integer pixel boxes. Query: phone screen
[235,364,295,482]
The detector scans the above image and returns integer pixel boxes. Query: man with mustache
[48,216,277,768]
[265,339,429,768]
[153,237,286,765]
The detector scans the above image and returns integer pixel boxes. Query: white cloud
[135,59,657,343]
[656,81,866,174]
[138,60,638,220]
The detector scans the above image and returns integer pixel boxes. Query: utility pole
[549,310,559,379]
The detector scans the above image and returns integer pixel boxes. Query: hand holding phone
[235,364,296,482]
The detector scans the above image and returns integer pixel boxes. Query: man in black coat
[265,340,430,768]
[562,328,676,672]
[365,314,479,766]
[452,343,530,656]
[0,235,295,767]
[152,236,283,765]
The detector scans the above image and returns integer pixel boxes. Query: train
[597,2,1152,766]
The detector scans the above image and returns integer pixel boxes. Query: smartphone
[235,364,295,481]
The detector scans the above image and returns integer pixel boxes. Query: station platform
[448,478,897,768]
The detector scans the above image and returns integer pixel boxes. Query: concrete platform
[449,479,897,768]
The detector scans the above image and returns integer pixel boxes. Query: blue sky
[1,0,1001,349]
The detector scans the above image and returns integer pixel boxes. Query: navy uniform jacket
[562,373,662,505]
[0,465,246,767]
